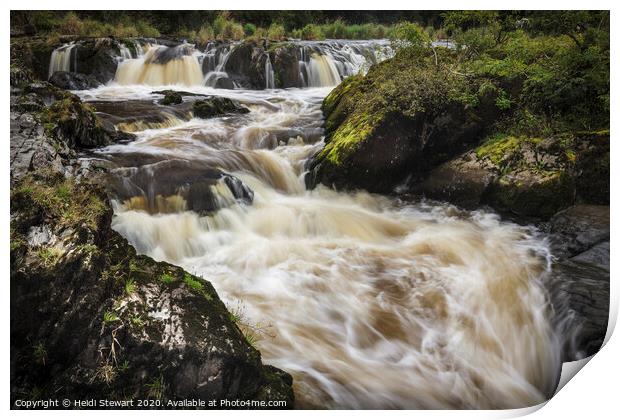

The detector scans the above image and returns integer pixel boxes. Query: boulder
[49,71,101,90]
[224,41,268,89]
[74,38,121,84]
[193,97,250,119]
[307,49,502,193]
[412,133,609,219]
[270,44,303,88]
[156,90,183,105]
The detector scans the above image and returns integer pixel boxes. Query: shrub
[389,22,431,52]
[135,20,160,38]
[59,12,83,35]
[301,24,323,40]
[243,23,256,36]
[267,23,286,40]
[197,24,214,43]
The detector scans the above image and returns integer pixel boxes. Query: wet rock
[74,38,120,84]
[546,260,609,361]
[49,71,101,90]
[225,41,269,89]
[307,51,502,193]
[155,90,183,105]
[193,97,250,119]
[40,89,111,148]
[270,44,303,88]
[546,205,610,259]
[106,159,254,214]
[543,204,609,361]
[90,99,193,132]
[411,152,495,209]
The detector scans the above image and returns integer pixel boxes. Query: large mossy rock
[307,49,502,193]
[414,131,609,218]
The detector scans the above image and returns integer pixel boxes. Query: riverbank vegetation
[311,11,609,216]
[11,10,441,42]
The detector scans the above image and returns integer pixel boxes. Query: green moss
[488,170,575,217]
[183,273,204,291]
[318,110,381,165]
[159,272,174,284]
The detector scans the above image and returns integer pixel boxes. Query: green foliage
[301,24,323,40]
[146,374,166,400]
[12,175,107,232]
[32,343,48,366]
[389,22,431,53]
[243,23,256,36]
[213,13,244,40]
[159,272,174,284]
[183,273,204,291]
[37,247,63,268]
[124,278,136,295]
[103,311,120,324]
[267,23,286,40]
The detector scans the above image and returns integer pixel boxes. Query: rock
[270,44,303,88]
[49,71,101,90]
[545,260,609,361]
[412,132,609,219]
[10,94,73,185]
[542,204,609,362]
[307,50,502,193]
[483,170,575,218]
[73,38,121,84]
[546,205,610,259]
[90,99,193,132]
[571,241,609,269]
[106,159,254,214]
[411,152,496,209]
[193,97,250,119]
[40,88,112,148]
[225,41,268,89]
[155,90,183,105]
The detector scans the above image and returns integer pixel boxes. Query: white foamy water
[84,82,562,409]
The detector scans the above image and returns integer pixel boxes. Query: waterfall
[299,40,392,87]
[265,55,275,89]
[48,42,77,79]
[204,43,235,88]
[118,43,133,60]
[307,53,342,87]
[114,44,204,86]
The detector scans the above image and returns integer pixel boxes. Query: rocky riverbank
[10,68,294,407]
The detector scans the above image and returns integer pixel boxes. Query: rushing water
[73,40,563,408]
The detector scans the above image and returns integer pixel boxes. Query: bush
[59,12,83,35]
[197,24,215,43]
[243,23,256,36]
[389,22,431,52]
[301,24,323,40]
[135,20,160,38]
[267,23,285,40]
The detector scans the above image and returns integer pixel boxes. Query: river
[69,39,562,409]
